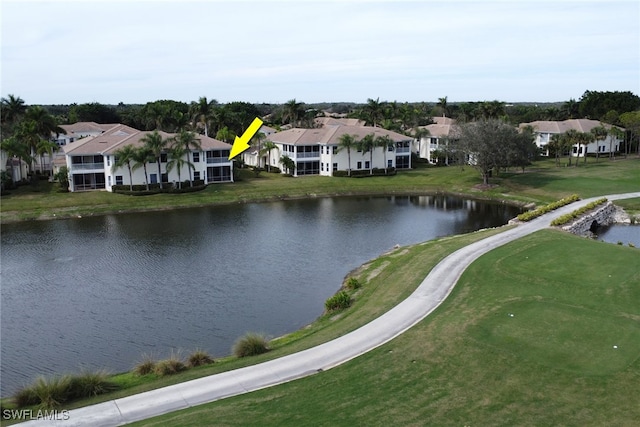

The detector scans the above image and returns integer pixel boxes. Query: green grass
[2,157,639,223]
[130,230,640,426]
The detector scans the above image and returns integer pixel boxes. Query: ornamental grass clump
[31,375,72,409]
[345,277,362,290]
[69,369,119,398]
[187,349,215,367]
[233,333,270,358]
[134,354,157,376]
[325,291,352,312]
[517,194,580,222]
[154,354,186,377]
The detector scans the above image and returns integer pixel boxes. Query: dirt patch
[367,261,390,282]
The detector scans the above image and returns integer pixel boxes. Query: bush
[233,333,270,358]
[134,355,156,376]
[69,370,118,398]
[325,291,352,312]
[345,277,362,290]
[31,375,72,409]
[187,349,215,367]
[550,198,608,226]
[12,385,40,408]
[154,355,186,377]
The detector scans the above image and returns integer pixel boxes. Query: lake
[0,195,522,396]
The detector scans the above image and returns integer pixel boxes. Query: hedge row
[333,167,396,178]
[517,194,580,222]
[112,181,206,195]
[550,198,609,226]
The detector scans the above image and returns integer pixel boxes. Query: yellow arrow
[229,117,264,160]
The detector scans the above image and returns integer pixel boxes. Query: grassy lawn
[2,157,639,223]
[131,230,640,426]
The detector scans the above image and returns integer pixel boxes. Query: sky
[1,0,639,105]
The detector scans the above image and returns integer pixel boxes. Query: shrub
[233,333,270,358]
[69,370,118,398]
[134,355,156,376]
[550,198,608,226]
[325,291,352,312]
[13,385,40,408]
[154,356,186,377]
[517,194,580,222]
[345,277,362,290]
[187,349,215,367]
[32,375,72,409]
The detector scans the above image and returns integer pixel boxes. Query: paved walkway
[19,192,640,426]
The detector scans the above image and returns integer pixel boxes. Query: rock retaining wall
[561,201,619,236]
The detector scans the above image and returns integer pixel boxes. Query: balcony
[71,163,105,171]
[294,151,320,158]
[206,157,229,164]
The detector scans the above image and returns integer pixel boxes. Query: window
[115,175,123,185]
[332,146,337,154]
[108,176,112,186]
[150,174,157,184]
[333,163,338,171]
[357,161,362,169]
[160,153,168,163]
[387,159,393,168]
[194,171,200,180]
[365,161,370,169]
[106,156,110,167]
[161,173,168,183]
[193,152,200,162]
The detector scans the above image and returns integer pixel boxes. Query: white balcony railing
[71,163,105,170]
[206,158,229,164]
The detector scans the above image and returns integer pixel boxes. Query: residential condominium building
[60,124,233,192]
[265,123,413,176]
[519,119,624,157]
[413,117,457,165]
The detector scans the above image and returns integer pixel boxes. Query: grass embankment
[2,157,639,223]
[132,230,640,426]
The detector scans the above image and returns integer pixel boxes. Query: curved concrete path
[19,192,640,426]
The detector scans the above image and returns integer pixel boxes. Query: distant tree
[579,90,640,120]
[112,145,137,191]
[283,99,303,127]
[140,130,169,189]
[337,134,358,176]
[561,98,580,119]
[68,102,121,123]
[362,98,384,127]
[0,136,32,176]
[1,94,27,131]
[548,133,565,166]
[216,126,236,144]
[437,96,449,117]
[250,131,266,169]
[166,142,194,189]
[53,166,69,191]
[619,111,640,156]
[35,139,59,175]
[608,126,624,160]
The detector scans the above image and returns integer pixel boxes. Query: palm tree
[166,142,193,189]
[216,126,236,144]
[437,96,448,117]
[549,133,563,166]
[260,140,279,172]
[173,130,201,186]
[563,129,580,166]
[112,145,137,191]
[24,106,65,140]
[376,135,395,173]
[140,130,168,189]
[190,97,217,137]
[337,134,357,176]
[279,155,296,175]
[359,134,375,175]
[1,94,26,127]
[581,132,595,164]
[608,127,624,160]
[131,146,154,190]
[362,98,384,127]
[283,99,303,127]
[35,139,59,176]
[590,125,608,163]
[0,136,32,179]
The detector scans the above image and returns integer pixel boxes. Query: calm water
[0,195,521,395]
[597,224,640,247]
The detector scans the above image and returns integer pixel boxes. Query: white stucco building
[413,117,457,164]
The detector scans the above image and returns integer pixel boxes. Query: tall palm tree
[140,130,168,189]
[337,134,357,176]
[376,134,395,173]
[1,94,27,127]
[359,134,375,175]
[166,142,193,189]
[549,133,563,166]
[283,99,303,127]
[112,145,137,191]
[131,146,154,190]
[581,132,595,164]
[24,106,65,139]
[590,125,608,163]
[190,97,217,137]
[260,140,279,172]
[563,129,580,166]
[0,136,32,178]
[216,126,236,144]
[173,130,201,186]
[279,155,296,175]
[363,98,383,127]
[437,96,448,117]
